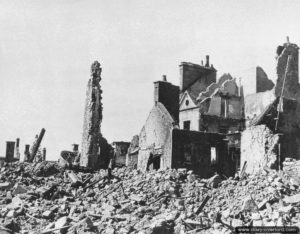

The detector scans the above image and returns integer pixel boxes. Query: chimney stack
[162,75,167,82]
[205,55,210,67]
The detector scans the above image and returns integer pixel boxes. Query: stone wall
[241,125,279,174]
[81,61,106,169]
[137,102,174,171]
[179,107,200,131]
[275,42,299,99]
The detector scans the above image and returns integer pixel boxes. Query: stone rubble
[0,159,299,234]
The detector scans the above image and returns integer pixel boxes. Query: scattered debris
[0,158,299,233]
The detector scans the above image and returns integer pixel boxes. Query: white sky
[0,0,300,160]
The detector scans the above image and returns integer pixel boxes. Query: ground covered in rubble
[0,160,300,234]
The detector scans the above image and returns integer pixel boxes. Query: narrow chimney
[205,55,210,67]
[162,75,167,82]
[287,36,290,44]
[201,60,203,66]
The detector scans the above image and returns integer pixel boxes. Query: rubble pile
[0,160,300,234]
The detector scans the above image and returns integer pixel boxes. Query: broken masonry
[80,61,112,169]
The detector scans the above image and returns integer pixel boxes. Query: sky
[0,0,300,160]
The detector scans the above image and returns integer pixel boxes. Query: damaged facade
[137,67,240,177]
[179,59,244,135]
[244,39,300,172]
[137,38,300,176]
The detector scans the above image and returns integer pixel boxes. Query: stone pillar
[14,138,20,160]
[5,141,15,163]
[80,61,103,169]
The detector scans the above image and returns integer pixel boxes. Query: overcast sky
[1,0,300,160]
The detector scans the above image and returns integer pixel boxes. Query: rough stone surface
[81,61,110,169]
[138,102,175,171]
[241,125,279,173]
[275,42,299,99]
[0,160,299,233]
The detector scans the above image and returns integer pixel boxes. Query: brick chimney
[154,75,179,123]
[205,55,210,67]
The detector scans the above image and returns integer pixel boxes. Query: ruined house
[179,57,244,134]
[80,61,112,169]
[138,38,300,176]
[242,38,300,172]
[138,75,236,178]
[112,141,130,167]
[138,76,180,171]
[178,57,244,174]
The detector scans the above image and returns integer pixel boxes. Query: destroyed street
[1,2,300,233]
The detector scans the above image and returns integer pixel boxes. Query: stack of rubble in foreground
[0,159,300,234]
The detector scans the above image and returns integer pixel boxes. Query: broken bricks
[0,159,299,233]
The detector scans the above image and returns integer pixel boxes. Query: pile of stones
[0,159,299,234]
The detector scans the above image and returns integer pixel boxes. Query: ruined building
[137,38,300,177]
[138,77,178,171]
[80,61,111,169]
[242,38,300,173]
[138,75,236,178]
[179,57,244,134]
